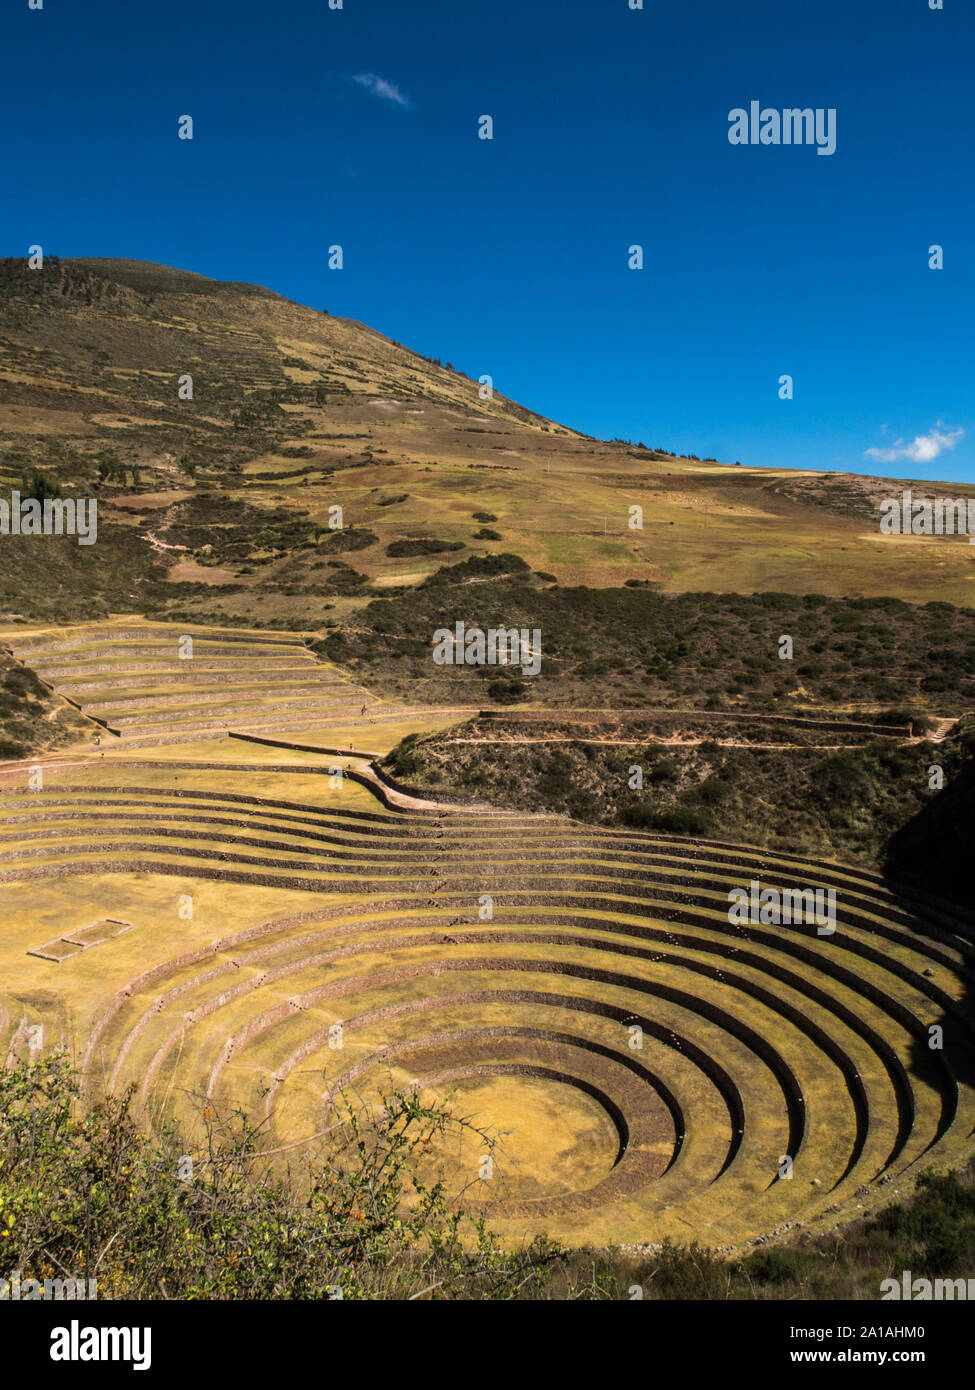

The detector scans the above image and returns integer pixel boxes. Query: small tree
[20,468,62,503]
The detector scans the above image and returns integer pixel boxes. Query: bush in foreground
[3,1055,975,1300]
[0,1054,557,1300]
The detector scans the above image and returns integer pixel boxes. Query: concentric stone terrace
[1,746,973,1249]
[5,622,378,745]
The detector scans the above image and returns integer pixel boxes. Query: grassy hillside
[2,254,975,628]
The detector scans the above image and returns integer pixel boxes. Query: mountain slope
[1,254,974,630]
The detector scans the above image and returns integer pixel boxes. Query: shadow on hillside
[883,752,975,919]
[882,757,975,1102]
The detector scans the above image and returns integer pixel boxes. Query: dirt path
[143,532,188,555]
[440,735,945,751]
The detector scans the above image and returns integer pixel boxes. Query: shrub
[649,757,679,784]
[420,553,530,586]
[690,778,728,806]
[387,538,465,558]
[315,527,378,553]
[652,806,709,835]
[0,1054,560,1300]
[487,678,527,704]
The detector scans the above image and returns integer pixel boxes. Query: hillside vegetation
[3,255,975,630]
[384,717,973,894]
[0,646,91,758]
[326,559,975,714]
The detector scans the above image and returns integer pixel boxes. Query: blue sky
[2,0,972,481]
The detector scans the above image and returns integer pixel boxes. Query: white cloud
[351,73,410,109]
[864,425,964,465]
